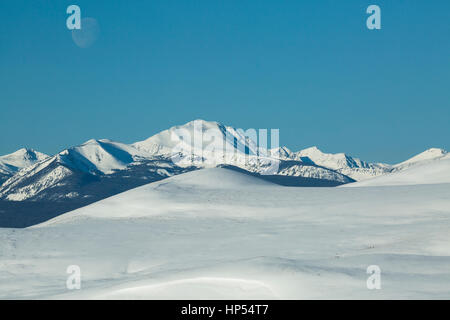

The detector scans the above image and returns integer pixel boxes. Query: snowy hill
[393,148,448,171]
[39,168,276,224]
[344,153,450,187]
[0,148,48,183]
[1,167,449,299]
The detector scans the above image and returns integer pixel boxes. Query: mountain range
[0,119,447,227]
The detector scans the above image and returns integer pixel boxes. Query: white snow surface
[344,154,450,187]
[1,168,449,299]
[393,148,448,171]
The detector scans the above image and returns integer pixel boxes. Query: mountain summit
[132,119,260,159]
[0,148,48,183]
[393,148,448,170]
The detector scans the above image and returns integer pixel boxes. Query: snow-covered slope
[1,168,449,299]
[393,148,448,171]
[40,168,275,223]
[344,153,450,187]
[0,148,48,183]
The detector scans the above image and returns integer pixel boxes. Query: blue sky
[1,0,449,163]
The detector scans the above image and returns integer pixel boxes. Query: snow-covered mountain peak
[132,119,261,159]
[289,146,391,181]
[270,146,292,159]
[394,148,448,170]
[53,139,152,175]
[298,146,322,154]
[411,147,447,159]
[295,146,350,165]
[184,119,224,130]
[297,146,349,159]
[79,138,106,146]
[398,148,447,163]
[0,148,49,176]
[80,138,124,146]
[1,148,48,162]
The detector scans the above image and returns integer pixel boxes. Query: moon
[71,18,100,48]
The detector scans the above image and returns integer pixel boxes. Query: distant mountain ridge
[0,119,447,227]
[287,146,391,181]
[0,120,355,203]
[270,146,448,181]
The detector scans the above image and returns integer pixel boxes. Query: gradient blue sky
[1,0,449,163]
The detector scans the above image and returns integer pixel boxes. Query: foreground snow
[0,168,449,299]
